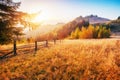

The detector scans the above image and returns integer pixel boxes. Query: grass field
[0,39,120,80]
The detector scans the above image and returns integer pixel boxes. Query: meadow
[0,39,120,80]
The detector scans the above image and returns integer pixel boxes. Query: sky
[15,0,120,24]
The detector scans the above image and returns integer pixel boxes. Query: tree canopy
[0,0,39,44]
[118,16,120,20]
[0,0,20,44]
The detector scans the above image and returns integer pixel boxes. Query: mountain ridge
[74,15,110,24]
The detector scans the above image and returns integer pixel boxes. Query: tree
[0,0,21,44]
[86,25,94,38]
[70,31,75,39]
[74,27,80,39]
[93,26,99,38]
[118,16,120,20]
[79,26,87,38]
[98,27,103,38]
[70,27,80,39]
[0,0,37,44]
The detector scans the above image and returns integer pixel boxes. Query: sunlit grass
[0,39,120,80]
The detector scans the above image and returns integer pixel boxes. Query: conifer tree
[0,0,22,44]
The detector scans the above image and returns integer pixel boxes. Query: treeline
[70,25,111,39]
[107,17,120,32]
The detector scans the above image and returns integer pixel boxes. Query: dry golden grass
[0,39,120,80]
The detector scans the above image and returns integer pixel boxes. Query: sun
[32,11,50,23]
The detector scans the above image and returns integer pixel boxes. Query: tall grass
[0,39,120,80]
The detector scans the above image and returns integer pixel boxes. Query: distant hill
[75,15,110,24]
